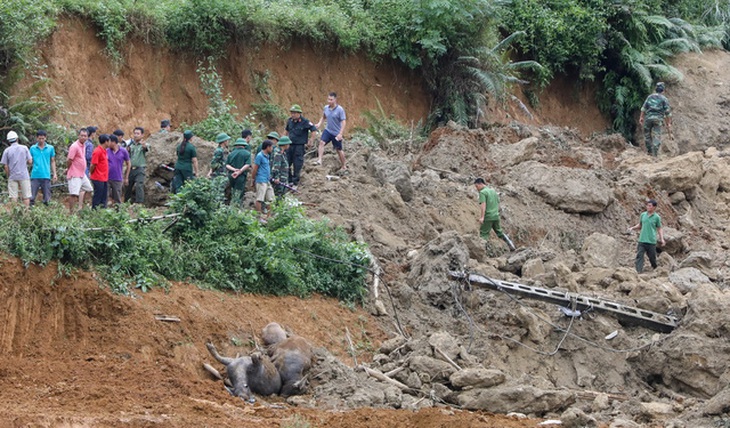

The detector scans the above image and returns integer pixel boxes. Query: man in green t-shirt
[627,199,666,273]
[474,178,516,252]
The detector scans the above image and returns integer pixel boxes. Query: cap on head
[655,82,665,92]
[266,131,280,141]
[215,132,231,144]
[7,130,18,142]
[278,136,292,146]
[234,138,249,147]
[161,119,171,128]
[183,130,194,140]
[289,104,303,113]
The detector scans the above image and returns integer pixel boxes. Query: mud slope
[29,18,431,134]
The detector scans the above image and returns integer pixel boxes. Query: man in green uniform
[271,136,291,197]
[226,131,253,208]
[474,177,516,251]
[171,130,198,193]
[209,132,231,177]
[627,199,665,273]
[639,82,672,157]
[125,126,148,204]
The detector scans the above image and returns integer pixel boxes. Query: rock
[582,233,620,268]
[560,407,597,428]
[640,402,675,418]
[383,386,403,409]
[490,136,538,167]
[407,231,470,308]
[367,153,414,202]
[286,395,316,407]
[409,356,456,382]
[404,371,422,390]
[346,386,385,407]
[522,258,545,278]
[430,382,454,402]
[662,227,686,256]
[500,248,555,274]
[634,152,705,193]
[514,162,614,214]
[668,267,711,294]
[679,251,715,279]
[515,306,552,343]
[592,393,611,412]
[609,419,641,428]
[428,331,460,361]
[379,336,407,355]
[457,384,575,415]
[449,368,506,389]
[669,192,686,204]
[703,385,730,415]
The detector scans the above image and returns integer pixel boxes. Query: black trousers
[91,179,108,209]
[635,242,657,273]
[287,144,306,185]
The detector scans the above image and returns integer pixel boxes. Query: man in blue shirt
[29,129,57,206]
[314,92,347,172]
[250,139,275,222]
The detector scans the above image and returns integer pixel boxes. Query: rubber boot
[503,235,516,252]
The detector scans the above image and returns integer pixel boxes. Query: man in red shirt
[90,134,111,209]
[67,128,94,213]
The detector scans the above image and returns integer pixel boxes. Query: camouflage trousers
[643,118,663,157]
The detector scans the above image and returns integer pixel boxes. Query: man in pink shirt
[90,134,111,209]
[66,128,94,212]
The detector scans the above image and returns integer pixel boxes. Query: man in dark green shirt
[124,126,148,204]
[474,177,515,251]
[628,199,665,273]
[226,132,252,208]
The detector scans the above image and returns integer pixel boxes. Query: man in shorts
[106,134,130,206]
[1,131,32,207]
[314,92,347,172]
[29,129,57,206]
[250,139,275,223]
[66,128,94,212]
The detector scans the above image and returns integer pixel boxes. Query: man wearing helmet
[639,82,672,157]
[1,131,33,207]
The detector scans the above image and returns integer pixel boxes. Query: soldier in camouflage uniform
[271,136,291,197]
[226,134,252,208]
[639,82,672,157]
[209,132,231,201]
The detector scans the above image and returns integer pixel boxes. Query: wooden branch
[434,346,462,371]
[359,365,410,391]
[154,315,181,322]
[383,366,405,378]
[574,389,629,402]
[345,327,358,366]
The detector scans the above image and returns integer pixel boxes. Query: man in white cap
[1,131,33,207]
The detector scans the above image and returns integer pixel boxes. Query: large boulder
[582,233,620,268]
[490,136,538,167]
[367,153,414,202]
[407,231,470,308]
[144,131,217,206]
[513,162,613,214]
[449,368,506,389]
[668,267,711,295]
[633,152,704,193]
[457,384,574,415]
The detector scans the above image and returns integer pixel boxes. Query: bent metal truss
[448,271,679,333]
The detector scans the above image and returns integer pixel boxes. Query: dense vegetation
[2,0,730,139]
[0,178,370,303]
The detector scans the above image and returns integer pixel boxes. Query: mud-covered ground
[4,25,730,426]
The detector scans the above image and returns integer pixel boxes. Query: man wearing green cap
[171,130,198,193]
[284,104,317,187]
[226,130,253,208]
[639,82,672,157]
[271,136,291,197]
[209,132,231,178]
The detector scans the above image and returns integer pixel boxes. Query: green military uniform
[171,132,197,194]
[125,140,149,203]
[210,146,229,177]
[271,137,291,197]
[641,83,671,157]
[227,139,252,207]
